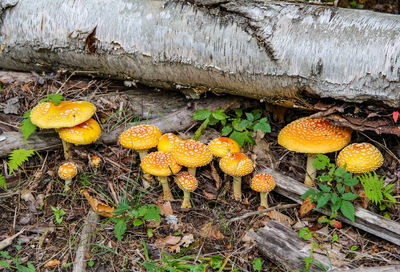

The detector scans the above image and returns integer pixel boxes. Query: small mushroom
[250,173,276,208]
[208,137,240,158]
[57,118,102,159]
[157,133,183,153]
[278,118,351,187]
[89,155,101,171]
[58,162,78,191]
[219,152,254,201]
[119,124,162,160]
[337,142,383,173]
[30,101,96,160]
[174,171,198,208]
[140,151,182,200]
[172,139,213,176]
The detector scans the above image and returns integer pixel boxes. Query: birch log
[1,0,400,105]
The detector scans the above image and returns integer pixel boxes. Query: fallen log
[262,167,400,246]
[247,220,343,271]
[0,93,241,158]
[1,0,400,105]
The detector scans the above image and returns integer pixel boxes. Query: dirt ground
[0,72,399,271]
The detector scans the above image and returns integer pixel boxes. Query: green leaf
[133,219,143,226]
[301,188,316,200]
[20,110,37,141]
[331,192,339,204]
[0,260,10,268]
[0,251,11,259]
[193,119,209,141]
[253,119,271,133]
[319,173,331,182]
[298,227,312,240]
[251,109,262,120]
[38,93,64,105]
[343,176,358,186]
[252,258,263,272]
[337,184,345,195]
[341,192,359,201]
[340,200,355,222]
[114,218,127,241]
[334,167,347,177]
[350,245,358,251]
[318,184,331,193]
[316,193,331,209]
[192,109,211,120]
[330,198,342,213]
[212,109,228,120]
[221,125,233,136]
[210,256,224,269]
[0,174,6,190]
[8,149,36,175]
[143,205,161,222]
[230,131,246,146]
[245,112,255,121]
[313,154,330,170]
[237,119,251,131]
[234,109,243,117]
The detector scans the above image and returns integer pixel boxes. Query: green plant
[301,154,359,222]
[0,174,6,190]
[20,93,65,141]
[112,203,161,241]
[358,172,397,211]
[51,206,66,224]
[8,149,36,175]
[252,258,262,272]
[0,244,36,272]
[192,108,271,146]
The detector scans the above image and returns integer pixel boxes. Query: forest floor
[0,72,399,271]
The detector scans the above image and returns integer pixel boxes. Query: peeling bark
[0,0,400,105]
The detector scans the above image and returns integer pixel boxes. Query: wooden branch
[0,95,241,157]
[228,203,298,223]
[247,220,338,272]
[1,0,400,105]
[262,167,400,246]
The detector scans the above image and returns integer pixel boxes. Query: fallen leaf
[266,210,294,227]
[199,222,225,240]
[299,196,315,217]
[0,230,24,251]
[43,259,60,268]
[82,190,114,217]
[210,162,222,190]
[179,234,194,248]
[393,111,399,123]
[158,201,173,216]
[154,236,181,249]
[21,189,38,213]
[202,190,216,200]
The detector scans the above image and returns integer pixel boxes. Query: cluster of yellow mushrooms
[28,100,384,209]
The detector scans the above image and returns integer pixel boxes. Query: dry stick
[72,210,100,272]
[228,203,299,223]
[0,229,25,250]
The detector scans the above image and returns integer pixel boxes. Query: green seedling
[51,206,66,224]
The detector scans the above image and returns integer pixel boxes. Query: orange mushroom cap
[175,171,198,192]
[172,140,213,168]
[251,173,276,193]
[57,118,101,145]
[157,133,183,153]
[141,151,182,177]
[58,162,77,180]
[278,118,351,154]
[89,155,101,168]
[208,137,241,158]
[337,143,383,173]
[219,152,254,177]
[119,125,162,151]
[30,101,96,129]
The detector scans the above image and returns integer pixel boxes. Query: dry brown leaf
[210,162,222,190]
[158,201,173,216]
[199,222,225,240]
[82,190,115,217]
[154,236,181,249]
[43,259,60,268]
[266,210,294,227]
[202,190,217,200]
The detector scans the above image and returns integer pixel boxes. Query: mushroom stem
[62,139,72,160]
[233,176,242,201]
[138,151,148,161]
[64,179,72,191]
[138,150,154,188]
[188,167,196,177]
[157,176,174,200]
[182,191,192,208]
[260,192,269,208]
[305,153,317,187]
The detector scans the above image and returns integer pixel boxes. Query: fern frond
[0,174,6,190]
[8,149,36,175]
[38,93,64,105]
[358,172,384,205]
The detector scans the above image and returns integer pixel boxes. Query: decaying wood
[72,210,99,272]
[0,94,241,158]
[1,0,400,105]
[247,220,340,271]
[345,265,400,272]
[262,167,400,246]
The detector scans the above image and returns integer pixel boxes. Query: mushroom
[157,133,183,153]
[57,118,101,159]
[58,162,78,191]
[207,137,241,158]
[174,171,198,208]
[219,152,254,201]
[337,142,383,173]
[119,124,162,160]
[250,173,276,208]
[140,151,182,200]
[278,118,351,187]
[30,101,96,160]
[89,155,101,171]
[172,139,213,176]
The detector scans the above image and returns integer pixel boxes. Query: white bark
[1,0,400,105]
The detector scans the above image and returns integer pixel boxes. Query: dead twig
[228,203,298,223]
[0,229,25,250]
